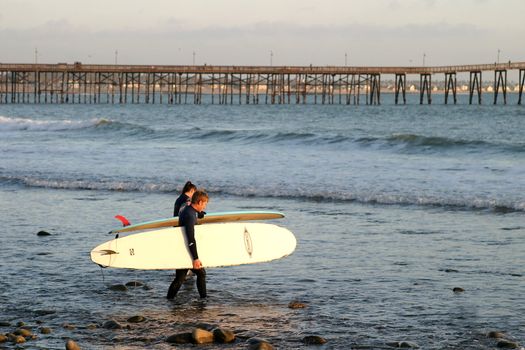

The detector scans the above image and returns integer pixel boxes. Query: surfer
[167,190,209,299]
[173,181,197,216]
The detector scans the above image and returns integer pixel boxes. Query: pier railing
[1,62,524,105]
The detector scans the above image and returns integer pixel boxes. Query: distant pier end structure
[0,61,524,105]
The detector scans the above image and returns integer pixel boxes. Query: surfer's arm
[185,223,199,260]
[183,210,200,260]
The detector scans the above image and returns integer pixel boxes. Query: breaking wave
[2,174,523,213]
[0,116,111,132]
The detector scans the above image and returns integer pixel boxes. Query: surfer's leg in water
[167,269,188,299]
[192,268,207,298]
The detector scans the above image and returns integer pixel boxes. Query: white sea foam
[0,116,109,132]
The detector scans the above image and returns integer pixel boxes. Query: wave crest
[2,174,523,213]
[0,116,110,132]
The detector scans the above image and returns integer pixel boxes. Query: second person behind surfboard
[174,181,197,216]
[167,190,209,299]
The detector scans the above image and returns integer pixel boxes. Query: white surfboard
[91,222,296,270]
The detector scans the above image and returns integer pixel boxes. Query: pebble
[125,281,144,287]
[303,335,327,345]
[37,230,51,236]
[166,332,193,344]
[62,323,76,330]
[444,268,459,273]
[11,335,26,344]
[109,284,128,292]
[40,327,52,334]
[35,309,57,316]
[288,300,307,309]
[127,315,146,323]
[452,287,465,293]
[102,320,123,330]
[0,334,7,343]
[86,324,99,330]
[213,328,236,343]
[192,328,214,344]
[488,331,506,339]
[387,341,420,348]
[66,339,81,350]
[497,339,520,349]
[14,328,32,337]
[247,337,274,350]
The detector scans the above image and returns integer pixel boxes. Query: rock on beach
[497,339,520,349]
[247,337,274,350]
[288,300,307,309]
[213,328,235,343]
[303,335,327,345]
[387,341,420,348]
[488,331,506,339]
[14,328,33,337]
[166,332,193,344]
[192,328,214,344]
[40,327,52,334]
[125,281,144,287]
[109,284,128,292]
[102,320,123,330]
[66,339,81,350]
[127,315,146,323]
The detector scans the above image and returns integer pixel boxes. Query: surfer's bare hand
[193,259,202,269]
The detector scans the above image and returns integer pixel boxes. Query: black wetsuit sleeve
[180,207,199,260]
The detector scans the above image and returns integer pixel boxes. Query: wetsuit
[167,205,207,299]
[173,193,190,217]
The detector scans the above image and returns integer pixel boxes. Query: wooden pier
[1,62,524,105]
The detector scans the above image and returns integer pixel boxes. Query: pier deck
[1,62,524,105]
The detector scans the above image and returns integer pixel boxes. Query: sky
[1,0,524,67]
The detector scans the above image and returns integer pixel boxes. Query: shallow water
[1,98,524,349]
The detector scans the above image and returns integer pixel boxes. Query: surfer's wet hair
[182,181,197,194]
[191,190,209,204]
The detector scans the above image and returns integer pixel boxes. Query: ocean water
[0,95,524,349]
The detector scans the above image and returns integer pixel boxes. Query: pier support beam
[444,72,457,104]
[369,73,381,105]
[394,74,406,105]
[419,73,432,104]
[519,69,525,105]
[493,69,507,104]
[469,71,482,105]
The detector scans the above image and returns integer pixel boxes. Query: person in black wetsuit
[167,190,209,299]
[174,181,197,217]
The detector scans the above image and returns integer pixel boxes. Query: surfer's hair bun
[182,181,197,194]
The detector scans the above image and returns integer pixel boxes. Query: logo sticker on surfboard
[243,227,253,257]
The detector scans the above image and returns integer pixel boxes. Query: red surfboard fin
[115,215,131,227]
